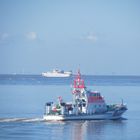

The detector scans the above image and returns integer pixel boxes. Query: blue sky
[0,0,140,75]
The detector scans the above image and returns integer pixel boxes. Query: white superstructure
[43,70,127,121]
[42,69,72,77]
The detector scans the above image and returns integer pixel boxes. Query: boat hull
[42,73,71,77]
[43,111,125,121]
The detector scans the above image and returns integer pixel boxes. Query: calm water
[0,75,140,140]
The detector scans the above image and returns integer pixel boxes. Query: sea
[0,74,140,140]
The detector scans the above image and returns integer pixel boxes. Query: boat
[43,70,127,121]
[42,69,72,77]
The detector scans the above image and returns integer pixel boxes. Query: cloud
[26,32,37,40]
[0,33,10,44]
[86,34,98,42]
[0,33,9,40]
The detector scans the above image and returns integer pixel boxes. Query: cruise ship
[42,69,72,77]
[43,70,127,121]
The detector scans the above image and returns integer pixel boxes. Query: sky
[0,0,140,75]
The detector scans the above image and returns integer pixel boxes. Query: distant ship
[43,70,127,121]
[42,69,72,77]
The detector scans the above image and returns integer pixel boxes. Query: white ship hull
[42,72,71,77]
[43,110,125,121]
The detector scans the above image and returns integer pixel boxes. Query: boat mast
[72,70,87,106]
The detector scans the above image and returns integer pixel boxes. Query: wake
[0,117,44,123]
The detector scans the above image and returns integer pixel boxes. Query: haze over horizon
[0,0,140,75]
